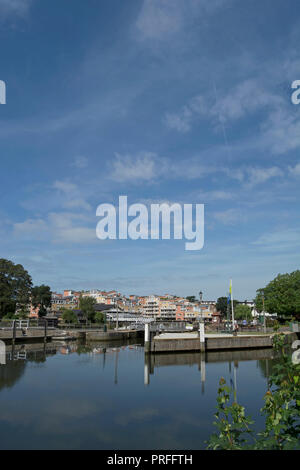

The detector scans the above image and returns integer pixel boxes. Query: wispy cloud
[53,180,92,211]
[197,190,233,201]
[164,96,206,133]
[108,151,286,188]
[246,166,283,187]
[288,162,300,176]
[72,156,89,169]
[164,75,300,158]
[14,212,96,244]
[165,78,285,133]
[213,208,242,225]
[110,152,158,182]
[136,0,232,40]
[0,0,33,19]
[252,228,300,251]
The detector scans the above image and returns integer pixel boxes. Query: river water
[0,340,274,449]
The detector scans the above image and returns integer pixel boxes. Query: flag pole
[230,279,235,330]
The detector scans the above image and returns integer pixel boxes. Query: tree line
[0,258,51,319]
[191,270,300,321]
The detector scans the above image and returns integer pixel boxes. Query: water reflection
[145,348,275,396]
[0,340,279,449]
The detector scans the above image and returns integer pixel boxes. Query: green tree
[234,304,252,321]
[94,311,104,324]
[216,297,239,317]
[0,259,32,318]
[79,295,96,323]
[186,296,196,303]
[31,285,52,317]
[255,270,300,319]
[61,308,78,324]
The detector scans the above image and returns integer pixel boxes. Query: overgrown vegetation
[207,330,300,450]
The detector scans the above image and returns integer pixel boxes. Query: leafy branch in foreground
[255,333,300,449]
[207,331,300,450]
[206,377,254,450]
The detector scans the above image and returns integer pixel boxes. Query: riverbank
[0,327,143,344]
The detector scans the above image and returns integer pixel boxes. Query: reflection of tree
[257,357,278,380]
[257,345,292,380]
[26,352,47,363]
[76,345,93,355]
[0,361,26,390]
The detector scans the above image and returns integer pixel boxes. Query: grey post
[12,320,16,344]
[198,291,205,352]
[199,319,205,352]
[144,322,151,353]
[0,340,6,365]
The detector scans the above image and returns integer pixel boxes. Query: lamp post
[262,290,266,333]
[199,291,203,322]
[115,298,119,330]
[198,291,205,352]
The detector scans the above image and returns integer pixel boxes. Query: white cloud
[72,155,88,169]
[164,110,192,133]
[261,108,300,155]
[211,79,284,124]
[53,180,77,194]
[53,180,92,211]
[13,212,96,244]
[213,208,241,225]
[63,199,91,211]
[246,166,283,187]
[136,0,183,40]
[198,190,233,201]
[0,0,33,18]
[288,162,300,176]
[165,79,285,134]
[164,96,206,133]
[110,152,158,182]
[136,0,232,40]
[252,228,300,251]
[13,218,48,239]
[108,150,288,189]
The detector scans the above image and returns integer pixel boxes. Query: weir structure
[144,324,299,354]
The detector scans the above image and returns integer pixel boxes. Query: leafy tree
[31,284,52,317]
[255,270,300,319]
[216,297,239,317]
[2,312,15,320]
[79,295,96,323]
[94,311,104,324]
[0,259,32,318]
[186,296,196,303]
[234,304,252,321]
[61,308,78,324]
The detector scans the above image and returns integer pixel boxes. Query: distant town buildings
[26,287,268,323]
[42,289,221,322]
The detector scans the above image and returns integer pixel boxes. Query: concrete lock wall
[0,340,6,365]
[150,332,299,353]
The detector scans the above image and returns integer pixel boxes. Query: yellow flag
[229,280,232,295]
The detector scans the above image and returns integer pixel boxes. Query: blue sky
[0,0,300,300]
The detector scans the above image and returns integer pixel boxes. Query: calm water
[0,340,274,450]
